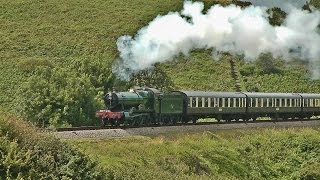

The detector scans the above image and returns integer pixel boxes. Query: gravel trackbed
[55,120,320,139]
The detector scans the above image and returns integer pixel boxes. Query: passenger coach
[177,91,247,122]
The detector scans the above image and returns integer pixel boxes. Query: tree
[256,52,281,74]
[267,7,287,26]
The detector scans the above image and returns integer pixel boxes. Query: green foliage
[14,64,104,128]
[71,128,320,179]
[255,52,282,74]
[310,0,320,9]
[0,111,106,179]
[267,7,287,26]
[1,0,320,128]
[129,64,175,92]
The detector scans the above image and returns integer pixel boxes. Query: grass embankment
[0,110,106,179]
[71,128,320,179]
[2,0,320,127]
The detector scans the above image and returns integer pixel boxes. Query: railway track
[54,119,320,139]
[56,118,320,132]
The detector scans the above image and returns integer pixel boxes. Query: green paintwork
[187,107,246,115]
[248,107,301,114]
[159,94,184,114]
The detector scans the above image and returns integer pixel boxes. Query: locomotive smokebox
[104,92,118,109]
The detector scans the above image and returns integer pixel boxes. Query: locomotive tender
[96,87,320,126]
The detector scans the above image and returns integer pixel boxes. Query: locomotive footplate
[96,110,122,119]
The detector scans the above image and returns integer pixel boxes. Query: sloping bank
[0,110,107,179]
[71,128,320,179]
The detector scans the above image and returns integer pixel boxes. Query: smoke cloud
[113,1,320,80]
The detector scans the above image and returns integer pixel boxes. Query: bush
[14,65,103,128]
[0,110,106,179]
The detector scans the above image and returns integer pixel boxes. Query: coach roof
[176,91,246,98]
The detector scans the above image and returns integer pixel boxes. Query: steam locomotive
[96,87,320,126]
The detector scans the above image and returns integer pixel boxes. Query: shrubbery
[14,59,108,128]
[0,111,106,179]
[2,0,320,128]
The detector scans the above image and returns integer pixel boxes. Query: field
[1,0,320,178]
[1,0,320,127]
[70,127,320,179]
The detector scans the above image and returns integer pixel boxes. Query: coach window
[230,98,233,107]
[304,99,308,107]
[263,98,267,107]
[189,97,192,107]
[226,98,229,107]
[220,98,225,107]
[265,98,268,107]
[310,99,314,107]
[195,97,198,107]
[293,99,296,107]
[204,97,208,107]
[215,98,219,107]
[289,99,292,107]
[284,98,287,107]
[316,99,320,107]
[198,97,202,108]
[201,97,206,107]
[269,98,272,107]
[212,98,216,107]
[208,98,211,107]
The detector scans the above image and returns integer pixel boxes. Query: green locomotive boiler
[96,87,185,126]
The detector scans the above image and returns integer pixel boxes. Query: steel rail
[56,118,320,132]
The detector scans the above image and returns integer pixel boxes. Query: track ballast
[55,118,320,138]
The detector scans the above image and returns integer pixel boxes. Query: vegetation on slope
[0,110,106,179]
[1,0,320,127]
[71,128,320,179]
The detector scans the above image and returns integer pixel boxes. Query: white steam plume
[113,1,320,80]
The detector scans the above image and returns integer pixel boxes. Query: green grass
[1,0,320,178]
[70,127,320,179]
[1,0,319,106]
[1,0,320,126]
